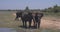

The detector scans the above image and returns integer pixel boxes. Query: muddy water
[0,28,16,32]
[0,28,60,32]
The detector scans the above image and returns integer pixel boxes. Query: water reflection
[0,28,60,32]
[0,28,16,32]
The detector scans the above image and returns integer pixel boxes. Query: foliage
[43,4,60,13]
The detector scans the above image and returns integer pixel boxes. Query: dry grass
[0,11,60,32]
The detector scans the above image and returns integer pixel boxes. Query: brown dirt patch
[40,16,60,29]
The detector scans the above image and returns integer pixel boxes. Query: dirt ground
[40,16,60,29]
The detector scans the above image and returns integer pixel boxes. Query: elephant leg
[25,21,27,28]
[38,22,40,28]
[29,21,32,28]
[22,21,25,27]
[33,21,35,27]
[38,21,41,29]
[35,22,37,28]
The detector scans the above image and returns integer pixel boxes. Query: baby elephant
[33,13,43,29]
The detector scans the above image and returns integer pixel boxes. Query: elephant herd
[15,11,43,29]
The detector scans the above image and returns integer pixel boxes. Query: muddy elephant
[15,11,33,28]
[15,11,44,29]
[33,13,43,28]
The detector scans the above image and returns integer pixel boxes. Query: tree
[53,4,58,13]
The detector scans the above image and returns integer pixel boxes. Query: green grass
[43,12,60,18]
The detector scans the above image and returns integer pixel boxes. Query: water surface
[0,28,16,32]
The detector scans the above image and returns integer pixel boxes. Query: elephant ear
[39,13,44,18]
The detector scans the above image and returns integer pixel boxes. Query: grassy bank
[0,11,60,32]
